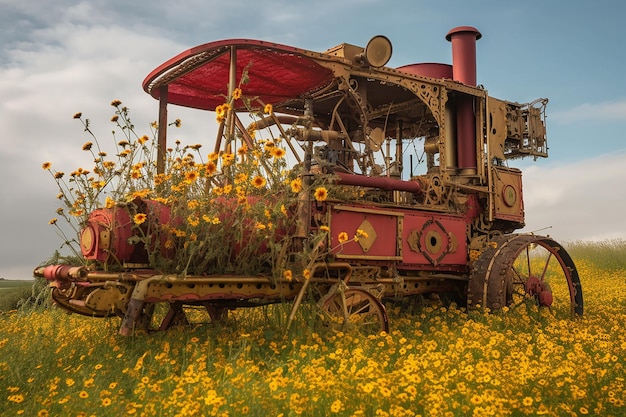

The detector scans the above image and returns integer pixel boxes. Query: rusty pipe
[335,171,421,193]
[34,265,88,281]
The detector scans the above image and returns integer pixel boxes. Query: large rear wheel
[468,234,583,317]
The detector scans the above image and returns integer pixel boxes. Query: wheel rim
[322,288,389,333]
[469,235,583,317]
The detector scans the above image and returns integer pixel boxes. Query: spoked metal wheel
[468,234,583,317]
[321,287,389,333]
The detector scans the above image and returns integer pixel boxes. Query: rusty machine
[35,26,583,334]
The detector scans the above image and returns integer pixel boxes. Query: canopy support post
[157,85,168,175]
[225,46,237,151]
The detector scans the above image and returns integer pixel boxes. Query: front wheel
[321,287,389,334]
[468,234,583,317]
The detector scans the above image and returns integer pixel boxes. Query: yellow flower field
[1,256,624,417]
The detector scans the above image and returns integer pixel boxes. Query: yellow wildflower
[235,173,248,184]
[222,152,235,165]
[314,187,328,202]
[356,229,368,239]
[252,175,267,188]
[330,399,343,413]
[283,270,293,282]
[271,147,286,158]
[133,213,147,225]
[290,178,302,193]
[205,161,217,175]
[184,170,199,183]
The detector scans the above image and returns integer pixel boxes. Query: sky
[1,0,625,279]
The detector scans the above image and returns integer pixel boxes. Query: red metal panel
[328,204,468,268]
[329,207,400,259]
[401,212,468,267]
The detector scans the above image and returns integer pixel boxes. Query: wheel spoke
[510,268,526,285]
[539,251,552,283]
[526,245,531,279]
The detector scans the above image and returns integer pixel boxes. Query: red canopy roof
[142,39,336,111]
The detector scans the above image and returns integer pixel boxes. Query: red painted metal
[455,95,477,173]
[40,265,86,281]
[445,26,482,86]
[142,39,335,111]
[396,63,453,79]
[539,290,554,307]
[329,208,400,259]
[446,26,482,174]
[525,276,554,307]
[81,208,134,262]
[401,211,468,269]
[335,172,422,194]
[81,200,174,263]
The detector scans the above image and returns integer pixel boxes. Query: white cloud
[521,151,626,242]
[0,15,191,279]
[550,100,626,123]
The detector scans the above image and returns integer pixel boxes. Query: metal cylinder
[446,26,481,174]
[335,171,421,194]
[446,26,482,86]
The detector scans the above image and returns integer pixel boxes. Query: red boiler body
[80,200,173,264]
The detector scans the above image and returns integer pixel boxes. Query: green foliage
[566,239,626,272]
[0,283,32,312]
[0,279,51,313]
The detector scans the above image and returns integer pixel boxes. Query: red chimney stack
[446,26,482,175]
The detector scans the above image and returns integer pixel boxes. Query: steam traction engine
[36,27,583,334]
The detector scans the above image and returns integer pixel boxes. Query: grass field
[0,280,34,288]
[1,241,625,416]
[0,280,36,313]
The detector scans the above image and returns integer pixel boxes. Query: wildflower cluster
[42,99,336,277]
[1,254,625,416]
